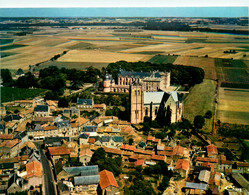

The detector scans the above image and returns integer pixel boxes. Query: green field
[0,52,17,58]
[0,44,27,51]
[183,79,217,132]
[0,39,14,45]
[36,61,108,70]
[1,87,47,103]
[148,55,178,64]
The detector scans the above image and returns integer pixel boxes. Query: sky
[0,0,248,17]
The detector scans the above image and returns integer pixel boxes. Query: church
[130,80,183,124]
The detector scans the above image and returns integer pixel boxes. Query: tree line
[105,60,205,87]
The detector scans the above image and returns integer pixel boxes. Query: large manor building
[102,69,183,124]
[103,70,170,93]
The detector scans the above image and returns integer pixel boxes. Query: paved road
[37,145,56,195]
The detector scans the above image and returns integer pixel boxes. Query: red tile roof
[26,161,42,178]
[207,144,218,155]
[174,159,190,171]
[151,154,166,161]
[202,162,215,172]
[237,162,249,167]
[0,134,14,140]
[99,170,119,189]
[220,160,233,165]
[147,136,161,143]
[0,139,20,148]
[120,144,135,151]
[88,138,95,144]
[48,147,70,156]
[173,145,185,156]
[134,159,144,166]
[43,126,57,131]
[79,149,93,157]
[104,147,122,155]
[196,157,218,163]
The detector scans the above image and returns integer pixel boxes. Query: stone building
[103,70,170,93]
[130,81,183,124]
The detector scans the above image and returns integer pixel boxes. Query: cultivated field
[217,88,249,125]
[183,79,217,132]
[1,27,249,70]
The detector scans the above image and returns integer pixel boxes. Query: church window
[145,108,148,116]
[155,107,158,115]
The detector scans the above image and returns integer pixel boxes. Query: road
[36,144,56,195]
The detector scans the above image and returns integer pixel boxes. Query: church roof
[144,92,164,104]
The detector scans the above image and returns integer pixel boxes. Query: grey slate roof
[185,182,208,190]
[0,163,14,170]
[79,133,89,139]
[77,98,92,105]
[231,173,249,190]
[34,105,48,112]
[112,136,123,143]
[82,126,97,133]
[45,137,70,145]
[14,131,27,140]
[64,165,98,176]
[100,136,110,143]
[118,70,151,78]
[144,92,165,104]
[34,124,43,131]
[81,169,99,176]
[3,114,22,122]
[0,124,5,132]
[56,120,71,128]
[74,175,100,186]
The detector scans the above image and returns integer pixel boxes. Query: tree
[44,91,59,100]
[90,148,106,164]
[165,106,172,126]
[58,97,69,108]
[128,138,134,145]
[194,115,205,130]
[1,69,13,86]
[205,110,213,119]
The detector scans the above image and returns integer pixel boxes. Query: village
[0,63,249,195]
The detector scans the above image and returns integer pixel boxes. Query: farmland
[216,88,249,125]
[0,87,47,103]
[1,26,249,70]
[183,79,217,132]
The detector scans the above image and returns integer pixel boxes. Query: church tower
[130,79,144,124]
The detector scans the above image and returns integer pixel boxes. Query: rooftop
[26,161,42,178]
[174,159,190,171]
[48,147,70,156]
[34,105,49,112]
[99,170,119,190]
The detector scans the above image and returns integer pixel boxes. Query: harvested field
[184,79,217,132]
[173,56,217,80]
[217,87,249,125]
[58,50,151,63]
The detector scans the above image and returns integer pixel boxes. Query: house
[33,105,50,117]
[218,160,233,172]
[45,136,70,147]
[79,133,89,145]
[81,126,98,136]
[14,131,28,145]
[185,182,208,192]
[77,98,93,109]
[25,161,43,188]
[174,159,190,178]
[99,170,119,195]
[196,157,218,168]
[15,68,25,78]
[198,170,211,183]
[110,136,124,147]
[236,162,249,174]
[14,100,34,108]
[7,174,28,194]
[63,107,80,118]
[151,154,166,163]
[231,173,249,191]
[3,114,22,123]
[0,139,21,157]
[120,144,135,152]
[27,124,44,140]
[207,144,218,158]
[44,125,58,137]
[79,148,93,165]
[48,146,71,162]
[93,104,107,111]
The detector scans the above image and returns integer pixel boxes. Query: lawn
[1,87,47,103]
[183,79,217,132]
[0,44,27,51]
[148,55,178,64]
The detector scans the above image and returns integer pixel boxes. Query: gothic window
[145,107,148,116]
[155,107,158,115]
